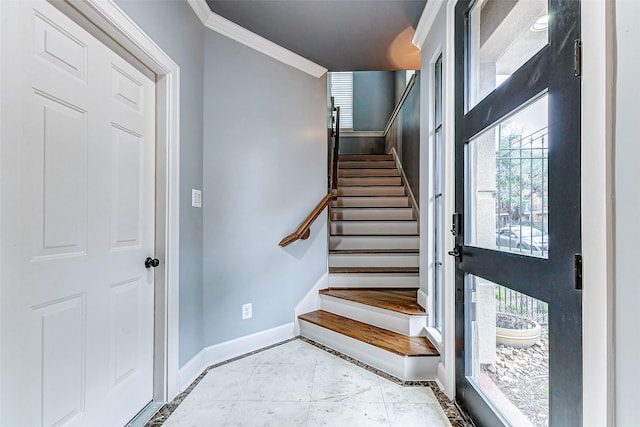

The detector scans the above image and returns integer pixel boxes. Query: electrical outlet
[242,303,252,320]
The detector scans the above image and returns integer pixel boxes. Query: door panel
[1,1,156,425]
[454,0,581,425]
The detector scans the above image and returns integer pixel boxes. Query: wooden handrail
[383,73,417,137]
[279,193,333,247]
[279,104,339,247]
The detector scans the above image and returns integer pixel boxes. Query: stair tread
[330,267,419,274]
[298,310,438,357]
[331,219,417,223]
[330,234,420,238]
[339,163,396,169]
[330,249,419,254]
[335,195,408,198]
[320,288,425,315]
[330,218,416,222]
[339,155,394,161]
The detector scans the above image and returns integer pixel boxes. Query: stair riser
[339,177,402,186]
[329,253,419,268]
[299,321,438,381]
[339,168,400,177]
[339,161,396,169]
[337,187,406,197]
[332,197,410,208]
[331,221,419,235]
[320,295,426,336]
[339,155,394,162]
[331,208,414,221]
[328,273,419,288]
[330,236,419,250]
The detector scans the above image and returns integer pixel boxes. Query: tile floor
[148,339,465,427]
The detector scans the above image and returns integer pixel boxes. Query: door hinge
[575,254,583,290]
[574,39,582,77]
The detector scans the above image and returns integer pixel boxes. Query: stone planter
[495,313,541,348]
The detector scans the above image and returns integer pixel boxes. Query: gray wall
[615,1,640,423]
[400,73,421,206]
[339,136,386,155]
[202,31,328,345]
[353,72,395,131]
[114,0,205,367]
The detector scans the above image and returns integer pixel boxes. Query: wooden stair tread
[339,154,394,161]
[298,310,438,357]
[329,267,419,274]
[329,249,419,254]
[329,234,420,237]
[339,162,396,169]
[330,218,416,222]
[331,219,417,223]
[334,195,408,198]
[320,288,425,315]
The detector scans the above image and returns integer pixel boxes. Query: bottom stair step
[330,267,419,274]
[299,310,439,381]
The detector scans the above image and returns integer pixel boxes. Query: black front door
[453,0,582,425]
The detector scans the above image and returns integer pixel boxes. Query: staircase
[298,153,439,381]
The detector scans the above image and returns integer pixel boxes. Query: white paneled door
[0,1,156,426]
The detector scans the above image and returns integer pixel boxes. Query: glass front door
[454,1,582,425]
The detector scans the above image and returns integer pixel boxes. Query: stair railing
[331,106,340,193]
[279,104,340,247]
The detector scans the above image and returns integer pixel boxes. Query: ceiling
[206,0,427,71]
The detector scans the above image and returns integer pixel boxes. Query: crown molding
[412,0,445,49]
[187,0,327,78]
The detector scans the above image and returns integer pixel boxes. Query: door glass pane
[466,94,548,258]
[468,0,548,109]
[466,274,549,426]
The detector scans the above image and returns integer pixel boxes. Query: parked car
[496,226,548,253]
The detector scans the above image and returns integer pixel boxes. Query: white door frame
[59,0,181,403]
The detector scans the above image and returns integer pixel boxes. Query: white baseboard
[417,288,428,311]
[178,322,295,391]
[294,272,328,335]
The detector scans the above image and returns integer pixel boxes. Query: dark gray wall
[400,73,421,206]
[339,136,386,155]
[395,71,410,104]
[353,72,395,131]
[114,0,205,367]
[202,31,328,345]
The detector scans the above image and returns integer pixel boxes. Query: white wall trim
[417,288,428,311]
[66,0,182,403]
[413,0,446,49]
[581,1,615,425]
[186,0,327,78]
[294,272,328,335]
[438,0,458,400]
[178,323,296,391]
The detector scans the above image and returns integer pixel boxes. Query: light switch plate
[192,189,202,208]
[242,303,252,320]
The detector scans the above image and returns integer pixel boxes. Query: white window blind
[329,72,353,129]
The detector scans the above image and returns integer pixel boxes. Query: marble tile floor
[146,338,470,427]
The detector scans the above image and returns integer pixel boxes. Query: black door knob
[145,257,160,269]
